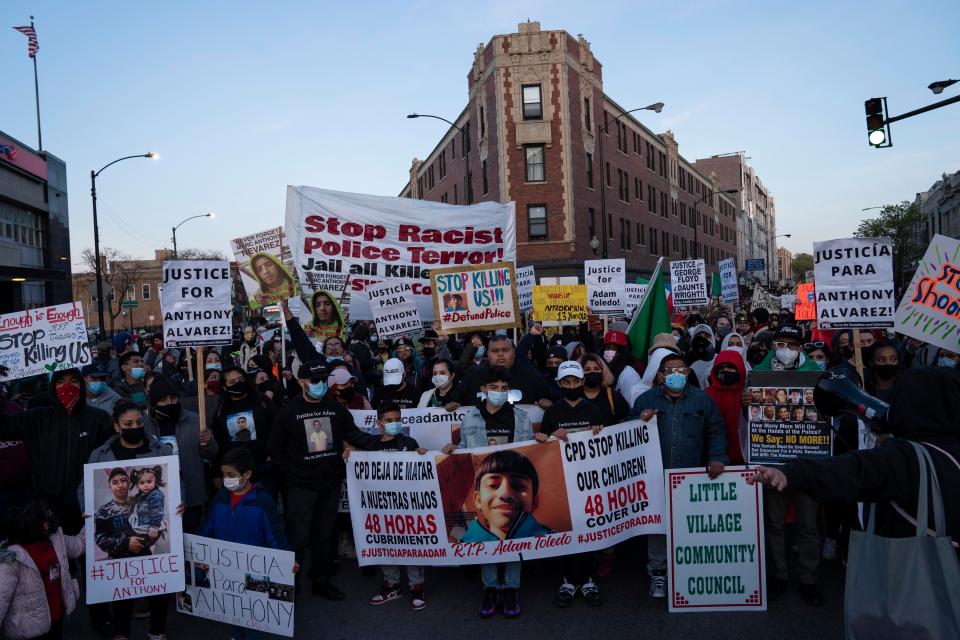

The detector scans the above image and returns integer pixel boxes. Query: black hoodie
[0,368,114,529]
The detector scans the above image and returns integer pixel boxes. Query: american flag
[13,25,39,59]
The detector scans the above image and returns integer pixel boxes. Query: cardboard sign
[585,259,626,316]
[0,302,90,380]
[430,262,520,334]
[795,283,816,320]
[178,535,295,637]
[161,261,233,347]
[750,287,780,313]
[85,455,184,604]
[746,372,832,465]
[666,466,766,613]
[624,284,649,318]
[719,258,738,304]
[230,226,305,309]
[670,259,708,306]
[532,285,588,322]
[895,234,960,352]
[516,265,536,312]
[813,237,894,329]
[367,280,422,340]
[346,420,666,566]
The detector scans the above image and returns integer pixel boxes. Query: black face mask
[873,364,899,381]
[716,369,741,387]
[747,347,767,367]
[152,403,180,425]
[694,342,715,360]
[422,347,436,359]
[256,380,271,393]
[561,386,583,400]
[841,346,855,359]
[225,383,246,398]
[120,427,145,445]
[546,366,559,379]
[337,386,356,400]
[583,372,603,388]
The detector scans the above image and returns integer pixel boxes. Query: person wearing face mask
[630,353,728,600]
[416,329,452,382]
[579,353,630,426]
[267,360,379,600]
[686,325,717,389]
[719,331,751,374]
[86,400,168,466]
[114,351,149,408]
[714,316,733,341]
[803,341,831,371]
[82,362,122,414]
[705,352,748,465]
[106,331,135,385]
[142,375,217,534]
[328,368,371,410]
[830,329,857,371]
[746,340,769,368]
[600,331,641,405]
[373,359,422,410]
[418,359,460,408]
[753,326,821,372]
[864,340,902,402]
[457,332,488,377]
[0,368,113,535]
[935,347,960,369]
[238,325,262,370]
[457,336,553,409]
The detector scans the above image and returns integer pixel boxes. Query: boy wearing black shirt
[372,358,421,410]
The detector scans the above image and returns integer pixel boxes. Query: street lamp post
[768,233,792,288]
[407,113,470,205]
[90,152,158,338]
[595,103,664,258]
[691,188,738,261]
[171,213,215,259]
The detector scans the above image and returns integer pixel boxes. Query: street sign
[745,258,765,272]
[121,300,139,308]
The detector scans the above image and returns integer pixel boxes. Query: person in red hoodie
[705,350,747,465]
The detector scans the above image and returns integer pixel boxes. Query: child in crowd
[0,500,85,640]
[129,466,165,549]
[365,403,429,611]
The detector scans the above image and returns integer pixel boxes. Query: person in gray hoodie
[82,363,122,415]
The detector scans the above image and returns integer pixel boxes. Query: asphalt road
[65,540,845,640]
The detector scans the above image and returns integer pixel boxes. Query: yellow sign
[531,285,588,322]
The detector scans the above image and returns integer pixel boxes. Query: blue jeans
[481,561,521,589]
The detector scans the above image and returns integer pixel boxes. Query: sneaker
[649,574,666,599]
[410,584,426,611]
[553,579,576,608]
[769,578,789,601]
[501,587,521,618]
[798,583,824,607]
[821,538,838,561]
[368,583,402,606]
[581,578,602,607]
[478,587,499,618]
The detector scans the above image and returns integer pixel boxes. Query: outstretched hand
[747,466,788,491]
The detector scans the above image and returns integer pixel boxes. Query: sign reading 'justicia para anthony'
[812,238,894,329]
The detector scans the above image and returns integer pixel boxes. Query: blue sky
[1,0,958,270]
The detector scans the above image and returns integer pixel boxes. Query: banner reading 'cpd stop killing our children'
[285,186,516,321]
[346,420,666,566]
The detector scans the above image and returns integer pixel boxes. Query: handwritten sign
[585,259,626,316]
[895,234,960,352]
[719,258,739,304]
[531,285,588,322]
[813,237,894,329]
[670,260,708,306]
[0,302,90,379]
[430,262,520,334]
[516,265,536,312]
[178,535,295,637]
[161,261,233,348]
[367,280,422,340]
[794,283,816,320]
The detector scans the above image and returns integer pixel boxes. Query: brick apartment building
[400,20,738,281]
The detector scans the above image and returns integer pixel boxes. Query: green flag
[626,258,672,360]
[711,273,721,297]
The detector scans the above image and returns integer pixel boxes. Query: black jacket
[457,361,550,406]
[210,392,277,470]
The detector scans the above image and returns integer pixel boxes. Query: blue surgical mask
[205,363,221,371]
[326,356,343,364]
[664,372,687,392]
[937,357,957,368]
[88,381,107,396]
[130,367,145,381]
[475,346,486,359]
[486,390,508,407]
[307,381,328,399]
[815,360,827,371]
[383,421,403,436]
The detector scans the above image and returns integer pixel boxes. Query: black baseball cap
[394,337,415,349]
[418,330,439,344]
[297,360,329,380]
[81,363,109,378]
[773,325,804,343]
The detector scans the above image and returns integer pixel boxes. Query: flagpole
[29,16,42,151]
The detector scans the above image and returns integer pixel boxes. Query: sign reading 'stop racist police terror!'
[161,260,233,348]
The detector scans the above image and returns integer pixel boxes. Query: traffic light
[865,97,890,147]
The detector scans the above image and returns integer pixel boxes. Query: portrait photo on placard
[92,463,173,560]
[227,410,256,442]
[304,417,333,453]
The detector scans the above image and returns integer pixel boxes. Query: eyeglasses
[804,341,826,350]
[662,366,689,375]
[772,341,800,350]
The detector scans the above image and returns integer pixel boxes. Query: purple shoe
[478,587,499,618]
[502,587,521,618]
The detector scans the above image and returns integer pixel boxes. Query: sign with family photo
[746,372,832,465]
[225,410,257,442]
[84,455,185,604]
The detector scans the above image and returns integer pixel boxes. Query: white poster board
[670,259,708,306]
[0,302,90,379]
[813,237,894,329]
[624,284,649,319]
[367,280,422,340]
[516,265,536,312]
[719,258,739,304]
[161,261,233,347]
[585,259,626,315]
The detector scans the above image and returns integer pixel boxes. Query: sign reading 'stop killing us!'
[161,261,233,348]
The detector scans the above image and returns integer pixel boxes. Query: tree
[854,200,923,294]
[173,248,228,260]
[79,248,149,334]
[792,253,813,282]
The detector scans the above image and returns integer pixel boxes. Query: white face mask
[431,374,450,389]
[223,477,244,491]
[603,350,617,364]
[776,348,799,366]
[727,346,744,355]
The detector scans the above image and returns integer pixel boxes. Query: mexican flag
[626,257,673,360]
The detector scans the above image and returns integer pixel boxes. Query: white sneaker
[649,575,666,599]
[822,538,838,561]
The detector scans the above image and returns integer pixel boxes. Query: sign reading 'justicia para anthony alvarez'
[812,237,894,329]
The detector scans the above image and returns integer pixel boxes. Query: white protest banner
[719,258,739,304]
[0,302,90,379]
[813,237,894,329]
[285,186,516,322]
[178,535,295,637]
[624,284,648,318]
[346,420,665,566]
[85,455,184,604]
[431,262,519,334]
[516,265,536,312]
[895,234,960,352]
[350,407,469,452]
[670,259,708,306]
[230,226,305,309]
[161,261,232,347]
[666,466,766,613]
[367,280,421,341]
[585,259,626,315]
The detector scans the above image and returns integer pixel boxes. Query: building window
[479,105,485,138]
[522,84,543,120]
[661,193,668,219]
[126,285,136,302]
[439,150,446,180]
[662,230,669,255]
[649,227,658,254]
[428,165,435,191]
[626,218,631,249]
[525,145,545,182]
[634,177,640,200]
[588,207,595,239]
[682,237,688,256]
[466,171,473,204]
[141,284,151,300]
[646,142,655,170]
[620,218,626,250]
[673,234,679,254]
[648,186,656,213]
[617,122,628,153]
[605,162,611,188]
[608,213,613,239]
[583,97,591,130]
[453,184,458,205]
[659,152,667,178]
[528,205,547,240]
[451,137,456,159]
[680,203,687,226]
[482,160,489,195]
[633,131,641,154]
[636,222,643,245]
[463,122,472,155]
[440,193,448,203]
[586,153,594,189]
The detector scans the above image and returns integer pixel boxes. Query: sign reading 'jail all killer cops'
[670,259,708,306]
[812,237,894,329]
[161,261,233,348]
[585,259,626,315]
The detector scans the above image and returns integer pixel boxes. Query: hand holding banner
[0,302,90,379]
